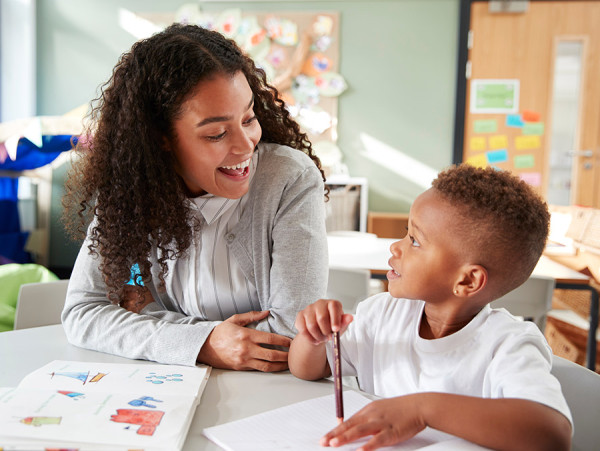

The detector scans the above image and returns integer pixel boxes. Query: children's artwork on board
[127,4,347,147]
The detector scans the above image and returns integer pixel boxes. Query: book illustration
[128,396,163,408]
[50,371,108,385]
[19,416,62,427]
[58,390,85,400]
[110,409,164,436]
[145,372,184,384]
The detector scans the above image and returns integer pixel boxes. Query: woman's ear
[453,264,488,297]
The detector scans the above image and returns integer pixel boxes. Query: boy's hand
[320,395,426,451]
[294,299,353,345]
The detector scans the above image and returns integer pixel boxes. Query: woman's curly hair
[432,164,550,298]
[63,23,325,303]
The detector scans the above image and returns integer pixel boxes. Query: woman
[62,23,328,370]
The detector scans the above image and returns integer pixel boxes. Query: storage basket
[325,185,361,232]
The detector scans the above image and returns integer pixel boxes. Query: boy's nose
[390,239,403,256]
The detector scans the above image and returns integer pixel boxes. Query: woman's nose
[232,128,256,154]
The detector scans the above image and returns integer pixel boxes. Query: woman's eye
[206,131,227,141]
[243,116,257,125]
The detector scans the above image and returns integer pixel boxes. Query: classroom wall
[36,0,459,269]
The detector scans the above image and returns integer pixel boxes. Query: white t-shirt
[328,292,572,425]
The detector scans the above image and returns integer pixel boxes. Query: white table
[0,325,489,450]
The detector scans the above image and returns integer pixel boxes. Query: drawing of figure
[20,416,62,427]
[110,409,164,436]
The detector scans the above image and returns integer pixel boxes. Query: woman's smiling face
[169,71,262,198]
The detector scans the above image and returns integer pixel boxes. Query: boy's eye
[409,235,420,247]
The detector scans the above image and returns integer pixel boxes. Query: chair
[14,279,70,330]
[327,266,371,313]
[490,275,555,331]
[551,355,600,450]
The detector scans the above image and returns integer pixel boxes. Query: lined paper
[203,391,488,450]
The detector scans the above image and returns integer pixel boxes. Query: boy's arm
[288,333,331,380]
[323,393,571,451]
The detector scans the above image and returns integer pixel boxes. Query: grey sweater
[62,143,328,366]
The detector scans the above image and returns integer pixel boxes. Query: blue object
[127,263,144,286]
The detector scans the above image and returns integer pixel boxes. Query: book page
[0,360,210,450]
[18,360,209,398]
[203,391,488,450]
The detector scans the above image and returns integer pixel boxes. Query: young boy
[289,164,572,451]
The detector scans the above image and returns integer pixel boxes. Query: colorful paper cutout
[514,154,535,169]
[470,137,486,151]
[215,9,241,38]
[264,16,298,46]
[466,153,487,168]
[473,119,497,134]
[506,114,524,127]
[302,52,332,76]
[519,172,542,187]
[315,72,347,97]
[522,110,541,122]
[313,15,333,36]
[486,149,508,164]
[515,135,541,150]
[489,135,508,150]
[523,122,545,136]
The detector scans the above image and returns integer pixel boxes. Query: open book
[0,360,210,451]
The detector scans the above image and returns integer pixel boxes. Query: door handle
[566,150,594,158]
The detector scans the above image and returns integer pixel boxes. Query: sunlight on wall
[359,133,437,190]
[118,9,161,39]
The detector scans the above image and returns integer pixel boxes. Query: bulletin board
[135,6,346,146]
[463,78,546,190]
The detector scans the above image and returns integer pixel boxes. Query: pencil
[332,330,344,424]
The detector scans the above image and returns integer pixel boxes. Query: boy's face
[387,189,466,302]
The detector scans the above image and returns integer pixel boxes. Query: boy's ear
[454,264,487,297]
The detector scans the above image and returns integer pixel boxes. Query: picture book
[0,360,211,451]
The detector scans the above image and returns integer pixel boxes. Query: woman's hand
[120,286,155,313]
[197,310,291,372]
[320,395,426,451]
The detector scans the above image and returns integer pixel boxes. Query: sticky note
[466,153,487,168]
[489,135,508,150]
[514,154,535,169]
[515,135,541,150]
[470,137,486,151]
[522,110,541,122]
[519,172,542,187]
[473,120,497,134]
[486,149,508,164]
[506,115,524,127]
[522,122,544,136]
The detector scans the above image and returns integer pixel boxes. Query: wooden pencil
[333,330,344,424]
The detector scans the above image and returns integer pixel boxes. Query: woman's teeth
[221,158,251,170]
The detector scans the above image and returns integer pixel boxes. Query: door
[459,1,600,207]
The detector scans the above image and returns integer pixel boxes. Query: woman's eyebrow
[195,95,254,128]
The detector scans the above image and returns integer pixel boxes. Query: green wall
[36,0,459,268]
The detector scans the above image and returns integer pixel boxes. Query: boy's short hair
[432,164,550,299]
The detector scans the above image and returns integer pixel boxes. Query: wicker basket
[325,185,361,232]
[552,288,599,323]
[545,316,600,373]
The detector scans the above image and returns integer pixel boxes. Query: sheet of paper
[203,391,487,450]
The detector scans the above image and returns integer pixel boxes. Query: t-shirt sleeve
[485,324,573,426]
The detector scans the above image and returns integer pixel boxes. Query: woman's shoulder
[256,142,317,173]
